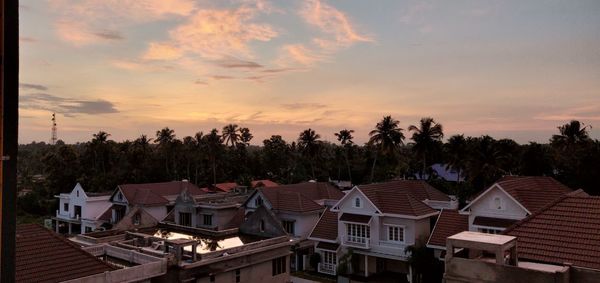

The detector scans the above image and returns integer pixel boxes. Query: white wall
[467,186,528,230]
[144,206,167,222]
[277,211,321,238]
[245,191,273,212]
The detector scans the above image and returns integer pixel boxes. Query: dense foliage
[17,119,600,220]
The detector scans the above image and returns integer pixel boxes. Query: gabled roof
[355,180,441,216]
[504,190,600,270]
[359,180,450,202]
[252,179,279,188]
[16,224,114,282]
[212,182,238,192]
[116,181,205,206]
[259,187,324,213]
[427,209,469,249]
[464,176,572,213]
[309,210,338,242]
[271,182,344,201]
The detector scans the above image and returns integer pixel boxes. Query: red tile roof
[117,181,205,206]
[259,188,324,213]
[359,180,450,202]
[213,182,238,192]
[504,190,600,270]
[273,182,344,201]
[495,176,572,213]
[16,224,114,282]
[472,216,519,228]
[309,210,339,241]
[252,179,279,188]
[427,209,469,248]
[357,181,439,216]
[316,242,340,251]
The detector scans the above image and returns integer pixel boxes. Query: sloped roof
[16,224,114,282]
[252,179,279,188]
[359,180,450,202]
[272,182,344,201]
[495,176,572,213]
[504,190,600,270]
[118,181,205,206]
[224,207,246,230]
[427,209,469,248]
[357,181,439,216]
[309,210,338,241]
[213,182,238,192]
[259,188,324,213]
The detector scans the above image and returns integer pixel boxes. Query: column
[55,220,59,233]
[364,255,368,277]
[68,223,72,234]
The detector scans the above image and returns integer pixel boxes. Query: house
[108,180,206,227]
[243,181,344,271]
[309,180,454,279]
[209,179,279,193]
[168,190,249,230]
[428,176,573,258]
[52,183,112,234]
[444,230,600,282]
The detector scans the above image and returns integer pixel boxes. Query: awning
[473,216,519,228]
[316,242,340,251]
[339,213,372,224]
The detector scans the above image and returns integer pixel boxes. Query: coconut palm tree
[202,129,223,185]
[222,124,240,147]
[551,120,591,148]
[444,134,467,182]
[90,131,112,175]
[409,117,444,176]
[239,127,253,146]
[155,127,175,176]
[298,128,321,179]
[368,116,405,182]
[335,129,354,181]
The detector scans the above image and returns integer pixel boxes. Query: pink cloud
[279,44,323,66]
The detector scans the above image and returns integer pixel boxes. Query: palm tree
[203,129,223,185]
[368,116,405,182]
[239,127,253,146]
[409,117,444,176]
[91,131,111,174]
[444,134,467,182]
[551,120,591,148]
[222,124,240,147]
[298,128,321,179]
[155,127,175,176]
[335,129,354,181]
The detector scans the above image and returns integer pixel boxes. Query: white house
[427,176,572,257]
[309,180,454,280]
[53,183,112,234]
[243,182,345,271]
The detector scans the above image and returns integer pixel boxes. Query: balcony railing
[342,235,370,249]
[318,263,337,275]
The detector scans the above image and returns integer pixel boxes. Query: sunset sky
[19,0,600,144]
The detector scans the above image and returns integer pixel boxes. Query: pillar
[364,255,368,277]
[68,223,72,234]
[55,220,59,233]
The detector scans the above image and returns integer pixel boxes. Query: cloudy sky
[19,0,600,144]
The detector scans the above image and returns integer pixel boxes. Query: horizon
[18,0,600,144]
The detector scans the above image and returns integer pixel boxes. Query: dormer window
[255,196,264,207]
[76,190,79,197]
[116,192,122,201]
[354,197,362,208]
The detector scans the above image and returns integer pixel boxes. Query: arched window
[354,197,361,208]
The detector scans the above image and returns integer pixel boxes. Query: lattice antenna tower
[51,112,57,145]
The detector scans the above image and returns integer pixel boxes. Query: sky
[18,0,600,145]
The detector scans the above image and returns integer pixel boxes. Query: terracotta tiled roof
[259,188,323,213]
[504,191,600,270]
[427,209,469,248]
[118,181,205,206]
[339,213,372,224]
[274,182,345,201]
[309,210,338,241]
[495,176,572,213]
[213,182,238,192]
[224,207,246,229]
[97,204,115,222]
[251,180,279,188]
[359,180,450,202]
[357,182,438,216]
[316,242,340,251]
[472,216,519,228]
[16,224,114,282]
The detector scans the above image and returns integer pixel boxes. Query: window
[354,197,361,208]
[493,197,503,210]
[179,212,192,227]
[479,228,502,234]
[74,205,82,218]
[386,225,404,242]
[116,192,122,201]
[235,269,240,283]
[282,220,295,235]
[345,223,370,243]
[203,214,213,226]
[322,251,336,266]
[272,257,286,276]
[260,220,265,232]
[84,226,92,233]
[133,213,141,225]
[76,190,79,197]
[63,203,69,212]
[255,196,264,207]
[209,275,215,283]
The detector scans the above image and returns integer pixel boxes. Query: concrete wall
[444,257,570,283]
[245,191,273,211]
[145,206,167,222]
[240,206,286,238]
[277,211,320,238]
[570,267,600,283]
[195,257,290,283]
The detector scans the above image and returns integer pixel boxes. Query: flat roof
[448,231,516,246]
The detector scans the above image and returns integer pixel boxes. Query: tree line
[16,117,600,220]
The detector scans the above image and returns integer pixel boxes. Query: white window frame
[322,250,337,265]
[354,197,362,208]
[384,224,405,243]
[492,196,504,210]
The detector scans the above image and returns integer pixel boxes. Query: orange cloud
[143,43,183,60]
[279,44,323,66]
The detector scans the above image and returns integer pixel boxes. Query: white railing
[318,263,337,275]
[342,235,370,249]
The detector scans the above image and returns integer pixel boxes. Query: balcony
[318,263,337,275]
[342,235,370,249]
